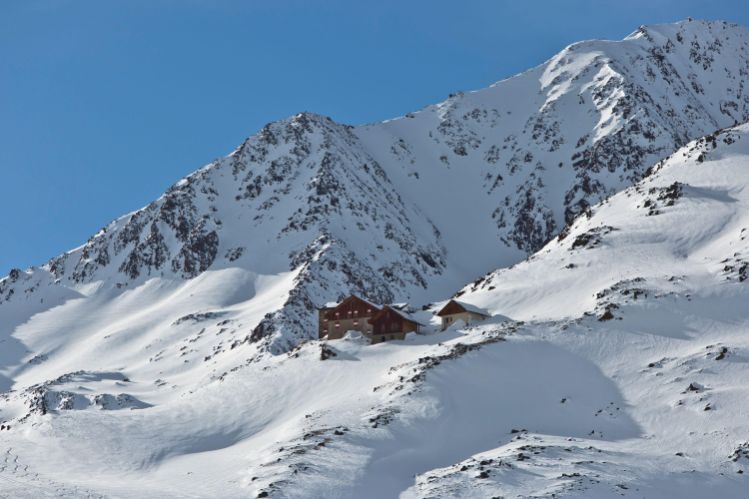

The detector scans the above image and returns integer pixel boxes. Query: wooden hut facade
[367,306,422,344]
[319,295,380,340]
[318,296,424,343]
[318,302,339,339]
[436,299,490,330]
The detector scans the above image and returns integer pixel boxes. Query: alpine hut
[319,295,380,340]
[436,299,491,330]
[367,305,424,344]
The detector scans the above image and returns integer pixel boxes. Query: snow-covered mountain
[3,112,749,499]
[4,19,749,353]
[3,18,749,497]
[407,121,749,498]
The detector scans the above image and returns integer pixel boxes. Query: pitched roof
[339,295,381,309]
[323,295,381,319]
[354,295,381,310]
[368,305,426,326]
[436,299,491,318]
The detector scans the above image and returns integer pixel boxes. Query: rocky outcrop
[3,19,749,352]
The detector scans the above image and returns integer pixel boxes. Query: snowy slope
[359,18,749,255]
[3,19,749,355]
[2,19,749,498]
[3,124,749,496]
[414,122,749,497]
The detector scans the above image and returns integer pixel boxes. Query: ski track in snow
[0,447,104,498]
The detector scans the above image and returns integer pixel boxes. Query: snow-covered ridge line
[392,122,749,498]
[3,19,749,498]
[3,18,749,354]
[454,121,749,322]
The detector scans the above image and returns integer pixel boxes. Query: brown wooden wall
[324,296,379,340]
[318,307,336,339]
[324,296,378,320]
[369,307,418,337]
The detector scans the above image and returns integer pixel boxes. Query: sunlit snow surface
[3,20,749,497]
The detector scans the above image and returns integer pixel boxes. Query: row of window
[327,319,402,330]
[333,309,373,316]
[332,322,372,332]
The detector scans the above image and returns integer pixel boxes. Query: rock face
[4,20,749,498]
[390,121,749,498]
[3,19,749,351]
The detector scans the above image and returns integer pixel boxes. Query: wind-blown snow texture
[2,19,749,498]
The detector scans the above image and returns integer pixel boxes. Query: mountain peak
[625,18,748,47]
[5,20,749,496]
[4,19,749,346]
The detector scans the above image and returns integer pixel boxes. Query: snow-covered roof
[437,299,491,317]
[390,307,427,326]
[454,300,490,316]
[324,295,382,312]
[352,295,382,310]
[455,300,492,317]
[373,305,427,326]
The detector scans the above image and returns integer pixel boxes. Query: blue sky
[2,0,749,275]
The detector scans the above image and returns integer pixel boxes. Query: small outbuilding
[436,299,491,330]
[367,306,423,344]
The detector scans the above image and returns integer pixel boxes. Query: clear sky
[2,0,749,275]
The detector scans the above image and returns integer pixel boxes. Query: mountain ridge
[3,19,749,497]
[3,18,749,354]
